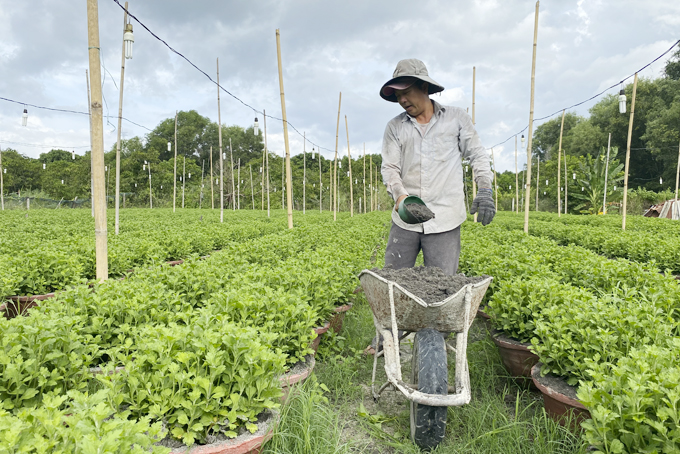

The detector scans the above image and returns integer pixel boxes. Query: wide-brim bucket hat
[380,59,445,102]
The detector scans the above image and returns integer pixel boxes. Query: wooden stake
[229,138,235,210]
[114,1,129,235]
[237,157,240,209]
[303,132,306,214]
[472,66,477,222]
[524,1,540,234]
[622,72,638,231]
[281,154,285,209]
[148,162,152,208]
[333,92,342,220]
[86,70,94,217]
[0,147,4,210]
[210,146,214,209]
[675,138,680,200]
[345,115,354,217]
[557,110,565,217]
[319,149,322,212]
[200,159,204,209]
[86,0,108,281]
[275,29,294,228]
[173,111,178,212]
[602,132,612,214]
[261,147,265,210]
[264,109,271,217]
[491,148,498,209]
[217,58,224,223]
[182,156,185,208]
[370,156,374,211]
[363,143,367,214]
[515,135,519,213]
[535,157,540,211]
[564,153,568,214]
[249,164,254,209]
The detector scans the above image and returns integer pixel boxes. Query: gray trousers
[384,222,461,275]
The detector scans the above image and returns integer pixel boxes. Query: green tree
[571,148,624,214]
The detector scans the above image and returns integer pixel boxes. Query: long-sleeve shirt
[381,100,493,233]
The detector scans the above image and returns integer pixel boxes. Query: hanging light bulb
[613,186,617,190]
[61,179,64,185]
[253,117,259,135]
[546,179,548,186]
[22,108,28,127]
[42,163,46,170]
[347,171,350,177]
[167,142,171,152]
[355,179,358,184]
[339,162,342,169]
[143,164,146,171]
[105,166,108,172]
[521,135,525,149]
[3,169,6,174]
[189,173,191,179]
[509,185,512,189]
[135,183,137,188]
[259,167,262,173]
[144,160,147,165]
[179,176,182,182]
[123,23,134,59]
[72,151,75,160]
[543,191,546,195]
[560,187,563,192]
[660,177,663,185]
[312,148,315,159]
[573,173,576,180]
[582,187,585,191]
[465,166,468,173]
[161,185,163,189]
[223,153,226,160]
[618,89,627,114]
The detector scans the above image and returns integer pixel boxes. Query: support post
[675,138,680,200]
[524,1,540,234]
[603,133,612,214]
[0,147,4,210]
[182,156,185,208]
[564,152,568,214]
[217,59,224,222]
[237,158,240,209]
[370,156,374,212]
[472,66,477,222]
[86,70,94,217]
[275,29,294,228]
[333,92,342,220]
[303,132,306,214]
[210,146,214,209]
[200,159,204,209]
[148,162,152,208]
[363,143,367,214]
[319,149,322,212]
[622,73,638,230]
[557,109,565,217]
[114,1,129,235]
[229,138,235,210]
[515,135,519,213]
[264,109,271,217]
[345,115,354,216]
[535,157,540,211]
[250,164,254,209]
[490,148,498,209]
[86,0,108,281]
[173,111,178,212]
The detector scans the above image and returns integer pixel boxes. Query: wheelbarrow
[358,269,493,450]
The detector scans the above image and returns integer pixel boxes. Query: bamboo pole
[250,164,254,209]
[319,149,322,212]
[229,138,235,210]
[237,158,241,209]
[557,110,565,217]
[524,1,540,234]
[281,154,285,209]
[275,29,294,228]
[603,133,612,214]
[200,159,204,209]
[472,66,477,222]
[491,148,498,209]
[675,138,680,200]
[622,73,638,231]
[363,144,367,214]
[332,92,342,220]
[535,157,540,211]
[564,154,568,214]
[86,70,94,217]
[114,1,129,235]
[182,156,185,208]
[148,162,152,208]
[345,115,354,216]
[370,156,374,211]
[264,109,270,217]
[210,146,214,209]
[86,0,108,281]
[303,132,306,214]
[261,149,265,210]
[515,136,519,213]
[0,147,4,210]
[217,58,224,223]
[173,111,178,212]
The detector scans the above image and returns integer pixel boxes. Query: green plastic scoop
[397,195,433,224]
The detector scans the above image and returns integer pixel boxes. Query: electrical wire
[0,140,90,149]
[110,0,336,154]
[0,96,152,131]
[488,39,680,150]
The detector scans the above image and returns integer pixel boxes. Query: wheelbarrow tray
[359,270,492,333]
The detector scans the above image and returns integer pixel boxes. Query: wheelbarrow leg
[371,328,380,400]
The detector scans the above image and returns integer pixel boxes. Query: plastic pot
[329,303,353,333]
[492,331,539,384]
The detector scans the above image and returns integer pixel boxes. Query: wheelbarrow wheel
[410,328,448,451]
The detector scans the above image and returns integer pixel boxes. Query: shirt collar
[400,100,447,123]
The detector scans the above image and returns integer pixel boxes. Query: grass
[264,294,589,453]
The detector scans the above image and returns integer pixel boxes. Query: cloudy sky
[0,0,678,172]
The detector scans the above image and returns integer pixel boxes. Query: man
[380,58,495,275]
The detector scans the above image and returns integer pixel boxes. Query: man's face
[394,82,430,118]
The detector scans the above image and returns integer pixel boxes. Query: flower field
[1,209,679,453]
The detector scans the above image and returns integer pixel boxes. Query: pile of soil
[405,203,435,222]
[371,266,490,303]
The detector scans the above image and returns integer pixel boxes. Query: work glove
[470,187,495,226]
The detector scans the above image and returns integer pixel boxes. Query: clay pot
[279,355,315,404]
[329,303,353,334]
[477,305,491,320]
[168,410,279,454]
[492,331,539,382]
[309,322,331,353]
[167,260,185,267]
[1,292,56,319]
[531,363,590,428]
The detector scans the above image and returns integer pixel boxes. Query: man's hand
[470,188,495,226]
[395,194,408,212]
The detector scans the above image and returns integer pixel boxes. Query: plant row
[0,209,288,297]
[0,211,388,451]
[459,221,680,453]
[494,211,680,274]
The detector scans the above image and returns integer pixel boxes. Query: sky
[0,0,678,173]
